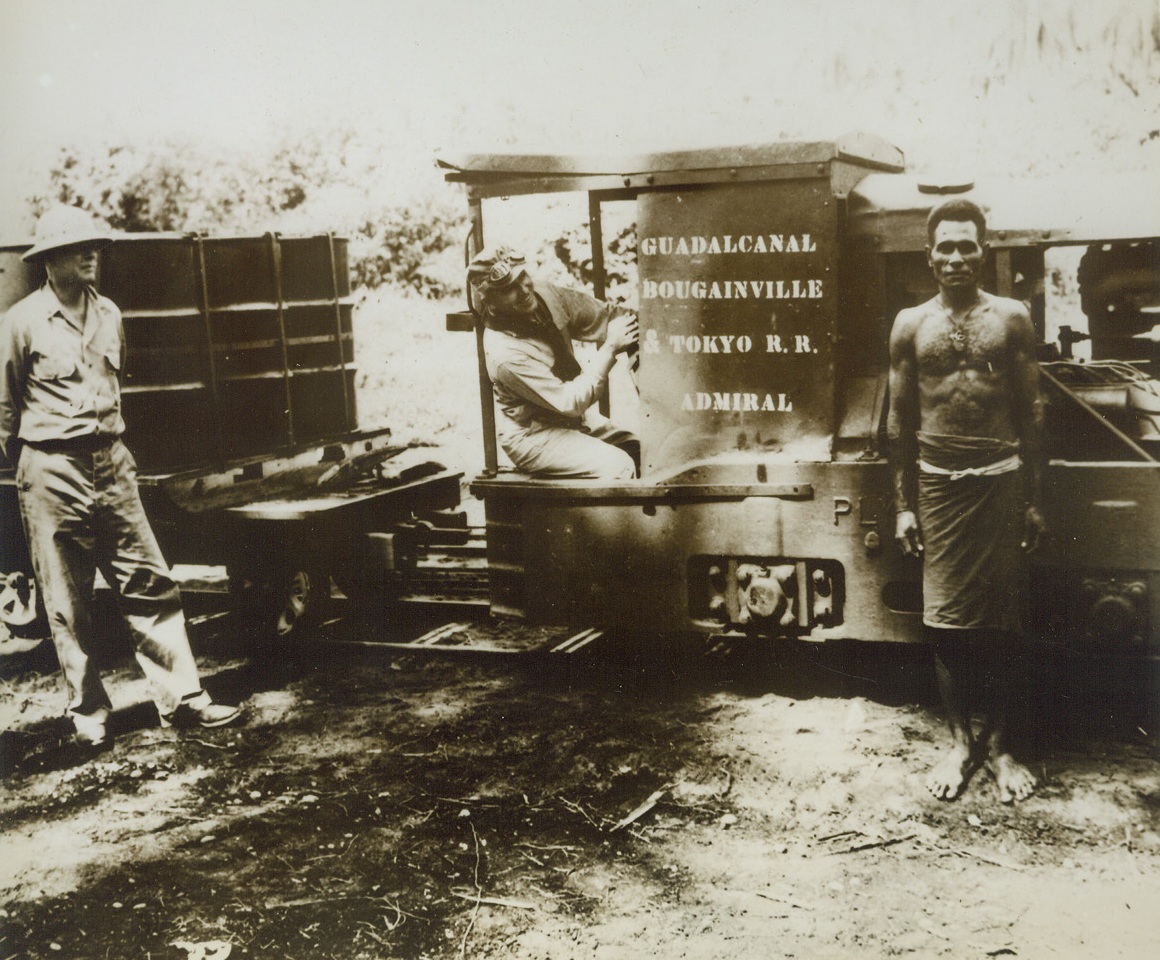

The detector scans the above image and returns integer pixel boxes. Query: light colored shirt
[0,283,126,464]
[483,281,621,436]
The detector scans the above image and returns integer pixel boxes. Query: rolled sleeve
[492,354,605,421]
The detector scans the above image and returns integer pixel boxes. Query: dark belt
[26,434,118,454]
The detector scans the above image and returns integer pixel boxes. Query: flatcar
[439,133,1159,653]
[0,232,462,641]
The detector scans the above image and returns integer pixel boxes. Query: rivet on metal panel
[623,177,632,187]
[646,174,655,185]
[816,163,825,174]
[729,168,738,178]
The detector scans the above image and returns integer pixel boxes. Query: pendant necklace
[940,295,981,352]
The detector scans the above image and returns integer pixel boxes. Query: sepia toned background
[2,0,1157,472]
[2,5,1159,959]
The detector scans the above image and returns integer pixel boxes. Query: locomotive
[439,133,1160,652]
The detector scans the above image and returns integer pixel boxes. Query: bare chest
[914,300,1010,375]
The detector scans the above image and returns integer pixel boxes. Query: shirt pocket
[29,350,79,416]
[103,348,122,374]
[32,354,76,380]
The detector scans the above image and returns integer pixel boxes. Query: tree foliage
[552,222,638,307]
[31,129,468,297]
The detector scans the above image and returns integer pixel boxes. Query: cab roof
[438,132,905,198]
[848,171,1160,249]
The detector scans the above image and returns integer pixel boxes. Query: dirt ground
[2,599,1159,960]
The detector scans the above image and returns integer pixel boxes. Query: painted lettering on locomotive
[439,134,1159,650]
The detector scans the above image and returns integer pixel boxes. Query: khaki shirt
[0,283,126,465]
[483,281,622,436]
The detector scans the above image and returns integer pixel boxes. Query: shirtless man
[887,198,1047,803]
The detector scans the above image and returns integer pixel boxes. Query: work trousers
[16,439,203,725]
[501,416,638,479]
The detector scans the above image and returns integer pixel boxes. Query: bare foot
[926,744,975,801]
[987,753,1037,804]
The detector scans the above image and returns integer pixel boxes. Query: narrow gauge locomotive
[439,133,1159,652]
[0,233,462,641]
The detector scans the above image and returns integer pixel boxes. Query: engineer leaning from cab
[467,246,639,479]
[0,205,242,750]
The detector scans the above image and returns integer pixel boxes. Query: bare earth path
[2,620,1158,960]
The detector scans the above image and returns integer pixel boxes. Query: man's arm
[887,310,922,557]
[493,348,612,420]
[0,311,26,468]
[537,282,638,377]
[1008,303,1047,552]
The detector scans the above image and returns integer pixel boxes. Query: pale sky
[2,0,1157,230]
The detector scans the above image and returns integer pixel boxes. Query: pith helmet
[22,206,113,263]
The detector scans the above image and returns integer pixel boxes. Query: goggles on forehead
[486,252,526,286]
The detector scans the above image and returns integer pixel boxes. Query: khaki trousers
[16,439,203,725]
[501,417,637,479]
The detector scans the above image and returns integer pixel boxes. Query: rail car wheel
[227,562,333,646]
[275,569,322,637]
[0,570,51,656]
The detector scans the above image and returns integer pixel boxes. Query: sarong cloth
[917,432,1027,631]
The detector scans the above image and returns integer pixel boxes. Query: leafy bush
[552,221,639,306]
[29,130,467,298]
[349,197,469,297]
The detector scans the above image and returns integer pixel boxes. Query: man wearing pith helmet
[468,245,640,479]
[0,205,242,750]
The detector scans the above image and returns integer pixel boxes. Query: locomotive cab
[441,136,1159,650]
